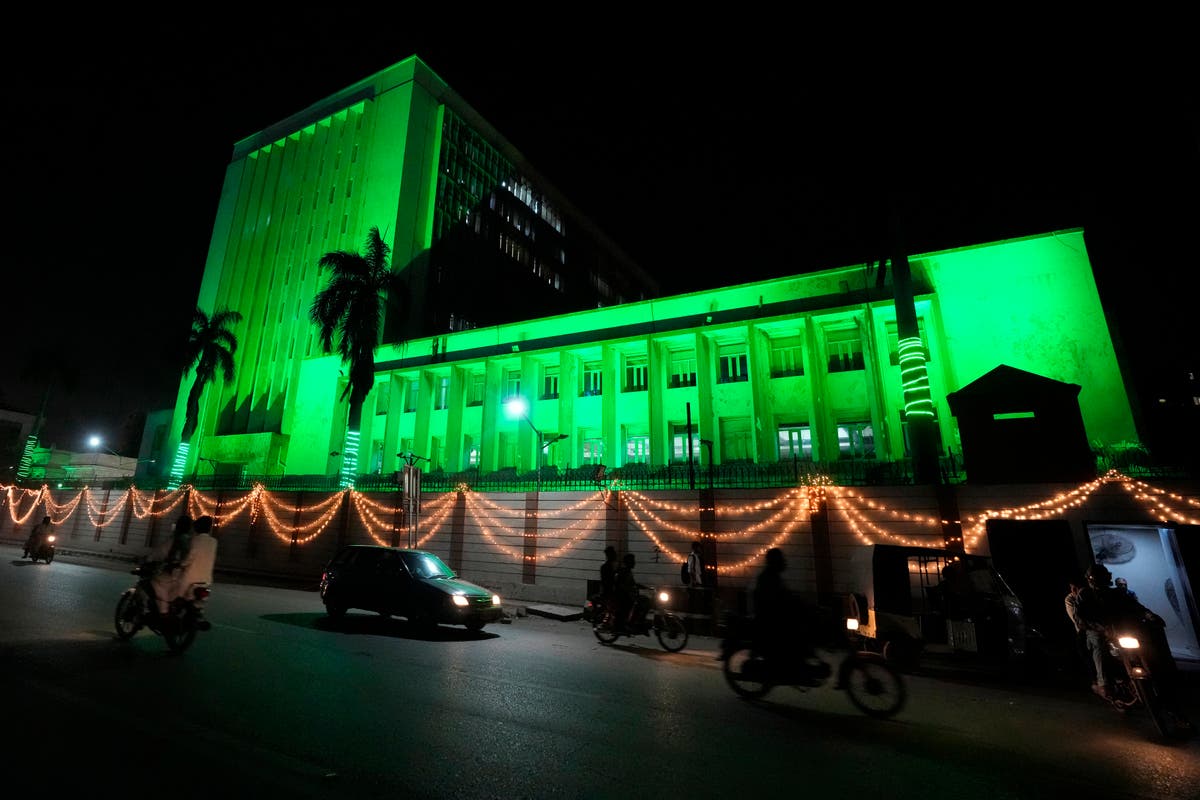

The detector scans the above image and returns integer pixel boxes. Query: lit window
[777,424,812,460]
[837,422,875,459]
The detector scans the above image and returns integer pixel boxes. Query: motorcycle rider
[1076,562,1190,732]
[614,552,645,631]
[599,545,619,618]
[23,515,54,558]
[753,548,818,677]
[148,514,195,616]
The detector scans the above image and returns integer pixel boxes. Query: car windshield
[401,551,455,579]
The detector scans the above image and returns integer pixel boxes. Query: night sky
[3,16,1196,457]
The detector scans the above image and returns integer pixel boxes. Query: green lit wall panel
[924,231,1135,446]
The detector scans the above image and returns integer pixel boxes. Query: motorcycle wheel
[1134,678,1176,739]
[655,613,689,653]
[843,656,907,719]
[114,589,143,640]
[43,549,54,564]
[593,609,620,644]
[164,611,198,654]
[723,645,772,699]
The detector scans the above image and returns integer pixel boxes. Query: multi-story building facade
[171,55,657,480]
[276,228,1134,479]
[170,55,1135,483]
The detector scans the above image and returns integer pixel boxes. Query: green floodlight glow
[168,441,190,490]
[898,337,935,419]
[16,434,36,480]
[340,430,361,488]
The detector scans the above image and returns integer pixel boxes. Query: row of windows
[366,421,877,473]
[378,320,932,414]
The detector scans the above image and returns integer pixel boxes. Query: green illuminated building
[170,57,1136,483]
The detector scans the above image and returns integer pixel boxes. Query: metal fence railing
[12,453,1195,494]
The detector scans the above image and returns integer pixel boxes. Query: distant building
[25,445,137,484]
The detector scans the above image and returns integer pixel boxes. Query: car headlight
[846,618,860,631]
[491,594,501,606]
[1117,635,1140,650]
[452,595,469,607]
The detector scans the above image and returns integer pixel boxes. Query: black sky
[3,16,1196,454]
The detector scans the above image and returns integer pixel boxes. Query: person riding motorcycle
[1076,562,1186,719]
[23,515,54,558]
[614,552,646,631]
[752,548,819,676]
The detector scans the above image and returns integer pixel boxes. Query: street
[2,545,1197,800]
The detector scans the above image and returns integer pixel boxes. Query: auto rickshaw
[845,544,1032,671]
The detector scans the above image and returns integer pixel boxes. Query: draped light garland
[1,470,1195,569]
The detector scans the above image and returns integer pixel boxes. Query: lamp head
[504,397,529,419]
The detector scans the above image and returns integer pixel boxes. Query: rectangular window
[503,369,521,399]
[434,376,450,411]
[580,363,603,396]
[625,433,650,464]
[624,355,648,392]
[718,344,749,383]
[466,373,485,407]
[669,350,697,388]
[403,380,419,413]
[837,422,876,459]
[542,366,560,399]
[582,437,605,465]
[777,424,813,460]
[827,328,865,373]
[769,335,805,378]
[671,424,703,463]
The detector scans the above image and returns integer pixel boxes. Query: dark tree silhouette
[309,226,407,435]
[180,306,242,442]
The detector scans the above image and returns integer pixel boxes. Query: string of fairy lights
[2,469,1196,575]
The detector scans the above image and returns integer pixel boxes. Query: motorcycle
[590,587,689,652]
[1097,624,1193,740]
[24,534,56,564]
[721,612,907,719]
[113,562,213,653]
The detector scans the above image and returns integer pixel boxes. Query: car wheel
[465,620,485,632]
[325,601,347,619]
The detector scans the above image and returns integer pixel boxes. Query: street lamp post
[504,397,566,494]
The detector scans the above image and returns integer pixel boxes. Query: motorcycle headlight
[1117,635,1140,650]
[47,535,56,543]
[846,618,860,631]
[658,591,670,604]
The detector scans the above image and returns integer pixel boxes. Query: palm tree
[180,306,243,442]
[309,225,406,445]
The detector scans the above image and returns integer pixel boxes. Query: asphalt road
[3,545,1197,800]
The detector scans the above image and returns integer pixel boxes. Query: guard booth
[947,364,1095,484]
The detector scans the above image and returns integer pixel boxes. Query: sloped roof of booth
[946,364,1082,414]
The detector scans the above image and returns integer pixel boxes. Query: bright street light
[503,396,565,493]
